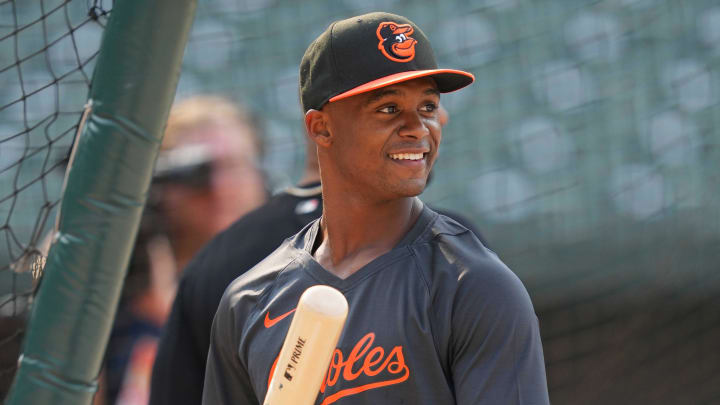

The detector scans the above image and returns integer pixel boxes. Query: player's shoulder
[414,206,525,296]
[220,218,317,310]
[417,205,485,253]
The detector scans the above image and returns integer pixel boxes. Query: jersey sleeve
[202,288,259,405]
[450,252,550,405]
[149,277,205,405]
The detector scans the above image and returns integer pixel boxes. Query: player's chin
[392,178,428,197]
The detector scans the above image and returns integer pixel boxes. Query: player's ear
[304,109,332,148]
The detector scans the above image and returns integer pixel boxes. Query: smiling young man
[202,12,549,405]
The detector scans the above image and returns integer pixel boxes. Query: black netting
[0,0,111,401]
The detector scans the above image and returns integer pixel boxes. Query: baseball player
[149,105,489,405]
[203,12,549,405]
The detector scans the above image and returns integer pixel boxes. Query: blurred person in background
[0,310,28,401]
[100,96,268,405]
[149,102,488,405]
[148,96,268,271]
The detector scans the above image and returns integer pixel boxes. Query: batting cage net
[0,0,111,401]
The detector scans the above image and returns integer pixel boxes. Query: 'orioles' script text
[268,332,410,405]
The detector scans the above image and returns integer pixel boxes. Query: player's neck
[313,195,421,279]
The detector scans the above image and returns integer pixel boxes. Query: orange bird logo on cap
[376,21,417,62]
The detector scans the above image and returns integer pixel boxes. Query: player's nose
[397,110,430,139]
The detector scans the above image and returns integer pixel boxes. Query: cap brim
[328,69,475,104]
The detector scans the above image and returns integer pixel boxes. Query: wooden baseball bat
[263,285,348,405]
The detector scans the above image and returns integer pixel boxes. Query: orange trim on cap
[328,69,474,103]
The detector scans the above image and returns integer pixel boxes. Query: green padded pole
[6,0,197,403]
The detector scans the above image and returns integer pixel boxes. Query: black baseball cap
[299,12,475,112]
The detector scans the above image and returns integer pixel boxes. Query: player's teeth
[389,153,423,160]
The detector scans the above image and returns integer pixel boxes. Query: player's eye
[420,102,438,113]
[378,105,399,114]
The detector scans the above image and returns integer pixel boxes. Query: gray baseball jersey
[203,203,549,405]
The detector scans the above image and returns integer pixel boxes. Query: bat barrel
[300,285,349,318]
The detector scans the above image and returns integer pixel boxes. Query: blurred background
[2,0,719,404]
